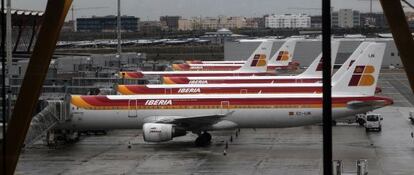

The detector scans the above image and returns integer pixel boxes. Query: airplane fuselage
[172,63,294,72]
[117,84,323,95]
[120,71,276,79]
[163,76,321,84]
[186,60,246,64]
[58,94,392,131]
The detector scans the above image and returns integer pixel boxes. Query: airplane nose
[118,85,146,95]
[186,60,201,64]
[117,85,129,95]
[165,77,189,84]
[163,77,181,84]
[172,64,189,71]
[120,72,144,79]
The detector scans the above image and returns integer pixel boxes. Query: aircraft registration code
[289,111,312,116]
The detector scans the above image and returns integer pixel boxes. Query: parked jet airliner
[185,60,245,64]
[119,41,275,79]
[163,41,340,84]
[117,42,376,95]
[172,39,299,71]
[58,43,391,146]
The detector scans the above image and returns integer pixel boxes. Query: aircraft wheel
[357,119,366,126]
[202,132,212,142]
[195,133,211,147]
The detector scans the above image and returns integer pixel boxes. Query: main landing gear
[195,132,212,147]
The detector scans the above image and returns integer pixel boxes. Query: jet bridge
[24,99,71,147]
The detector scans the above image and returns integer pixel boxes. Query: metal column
[0,0,72,174]
[1,0,8,174]
[5,0,11,79]
[379,0,414,93]
[322,0,333,174]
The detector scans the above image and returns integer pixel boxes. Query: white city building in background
[265,14,311,29]
[332,9,360,28]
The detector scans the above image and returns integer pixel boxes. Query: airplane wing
[144,111,235,131]
[347,100,390,110]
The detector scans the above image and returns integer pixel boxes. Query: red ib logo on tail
[276,51,290,61]
[250,54,267,67]
[348,65,375,86]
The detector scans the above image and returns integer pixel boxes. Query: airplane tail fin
[298,40,339,77]
[332,43,386,96]
[269,39,297,66]
[332,42,371,83]
[238,41,273,72]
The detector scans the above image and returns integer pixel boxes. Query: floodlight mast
[117,0,122,69]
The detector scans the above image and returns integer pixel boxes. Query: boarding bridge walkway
[24,100,70,147]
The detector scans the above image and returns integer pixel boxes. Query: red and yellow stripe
[162,77,321,85]
[117,85,323,95]
[71,95,393,110]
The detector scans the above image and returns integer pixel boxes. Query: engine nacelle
[142,123,186,142]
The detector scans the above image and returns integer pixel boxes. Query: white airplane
[58,43,392,146]
[163,40,340,84]
[117,42,375,95]
[172,39,299,71]
[185,60,245,64]
[117,42,377,95]
[119,41,275,79]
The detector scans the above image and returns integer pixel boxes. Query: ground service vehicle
[365,114,383,132]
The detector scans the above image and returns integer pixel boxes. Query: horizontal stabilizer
[347,100,391,110]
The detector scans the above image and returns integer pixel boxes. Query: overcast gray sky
[13,0,390,20]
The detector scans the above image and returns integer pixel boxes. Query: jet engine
[142,123,186,142]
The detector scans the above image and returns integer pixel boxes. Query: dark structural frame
[0,1,73,175]
[2,0,414,175]
[321,0,332,174]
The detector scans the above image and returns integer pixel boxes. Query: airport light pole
[322,0,333,174]
[117,0,122,69]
